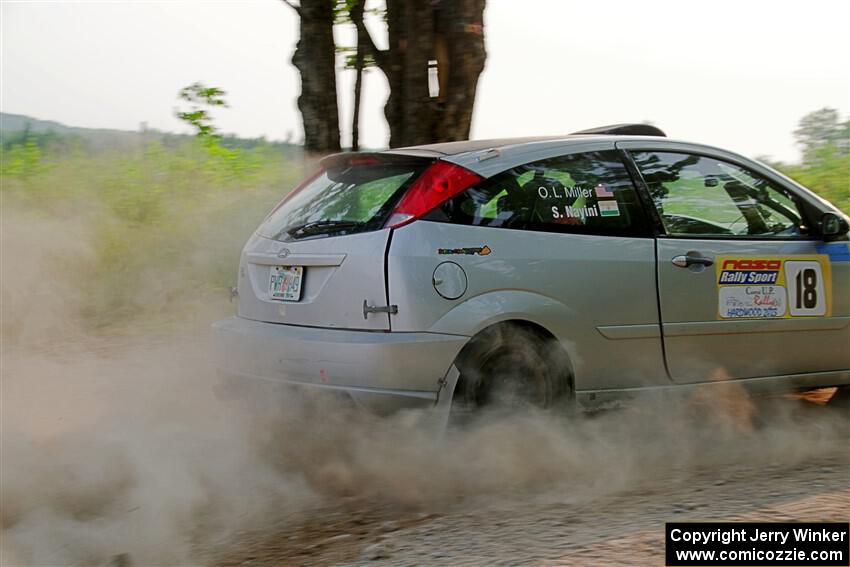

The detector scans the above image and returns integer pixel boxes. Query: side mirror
[821,212,849,241]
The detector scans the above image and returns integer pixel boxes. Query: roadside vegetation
[762,108,850,213]
[774,144,849,213]
[1,132,304,337]
[1,107,847,338]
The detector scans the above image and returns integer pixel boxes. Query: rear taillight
[384,160,484,228]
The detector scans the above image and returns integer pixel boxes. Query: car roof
[385,124,670,157]
[321,134,665,171]
[386,136,569,157]
[386,134,669,158]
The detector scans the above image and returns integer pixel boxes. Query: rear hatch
[237,154,431,330]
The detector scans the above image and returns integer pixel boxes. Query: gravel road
[214,395,849,567]
[4,338,848,567]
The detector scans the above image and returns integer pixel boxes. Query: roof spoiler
[571,123,666,137]
[320,151,431,170]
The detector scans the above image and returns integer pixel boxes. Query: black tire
[452,324,571,414]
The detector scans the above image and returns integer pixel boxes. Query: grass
[2,139,304,337]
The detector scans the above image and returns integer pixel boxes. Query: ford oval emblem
[277,248,291,258]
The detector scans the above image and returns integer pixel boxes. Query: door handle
[672,254,714,268]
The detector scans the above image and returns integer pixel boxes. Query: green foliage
[0,139,46,178]
[334,0,358,22]
[333,0,380,70]
[2,128,61,150]
[2,136,304,333]
[773,108,850,214]
[779,143,850,214]
[175,82,245,174]
[794,108,850,161]
[176,82,229,140]
[333,0,383,24]
[336,45,376,70]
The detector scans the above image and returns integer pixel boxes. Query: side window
[631,151,808,238]
[425,151,648,236]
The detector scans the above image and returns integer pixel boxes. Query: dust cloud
[2,207,847,566]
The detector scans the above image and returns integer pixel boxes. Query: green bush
[778,144,849,214]
[2,138,304,333]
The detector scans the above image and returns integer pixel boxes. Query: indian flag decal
[598,200,620,217]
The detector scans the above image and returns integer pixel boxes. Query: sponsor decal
[438,245,492,256]
[717,258,782,285]
[536,182,622,221]
[715,255,831,319]
[537,185,593,200]
[595,183,614,198]
[551,204,598,219]
[719,285,787,318]
[598,200,620,217]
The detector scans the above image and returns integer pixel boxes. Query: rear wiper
[284,219,364,238]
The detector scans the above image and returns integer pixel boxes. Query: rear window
[258,160,428,241]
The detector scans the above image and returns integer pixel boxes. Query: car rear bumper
[211,316,468,414]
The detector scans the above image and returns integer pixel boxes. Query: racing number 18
[795,268,817,310]
[786,261,826,317]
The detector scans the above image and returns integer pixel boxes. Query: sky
[1,0,848,163]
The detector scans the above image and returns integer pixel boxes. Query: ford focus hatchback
[213,124,850,415]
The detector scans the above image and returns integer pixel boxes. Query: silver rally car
[212,124,850,414]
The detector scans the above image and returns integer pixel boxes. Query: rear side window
[258,161,428,241]
[424,151,649,236]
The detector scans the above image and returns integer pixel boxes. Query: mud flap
[428,365,461,435]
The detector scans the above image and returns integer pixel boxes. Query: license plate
[269,266,303,301]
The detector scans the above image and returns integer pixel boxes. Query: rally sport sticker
[716,256,831,319]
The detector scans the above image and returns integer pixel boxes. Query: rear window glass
[424,151,649,237]
[258,162,427,241]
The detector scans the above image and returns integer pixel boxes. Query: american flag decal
[595,184,614,198]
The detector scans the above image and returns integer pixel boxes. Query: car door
[624,145,850,383]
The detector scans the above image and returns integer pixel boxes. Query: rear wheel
[451,324,572,416]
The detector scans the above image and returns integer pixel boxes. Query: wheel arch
[430,289,580,369]
[450,318,576,407]
[429,289,576,334]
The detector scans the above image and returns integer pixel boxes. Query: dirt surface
[3,336,848,566]
[213,422,849,567]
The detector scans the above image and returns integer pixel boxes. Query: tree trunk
[432,0,486,142]
[291,0,341,154]
[398,0,434,147]
[350,2,366,151]
[352,0,487,148]
[382,0,408,148]
[351,58,363,151]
